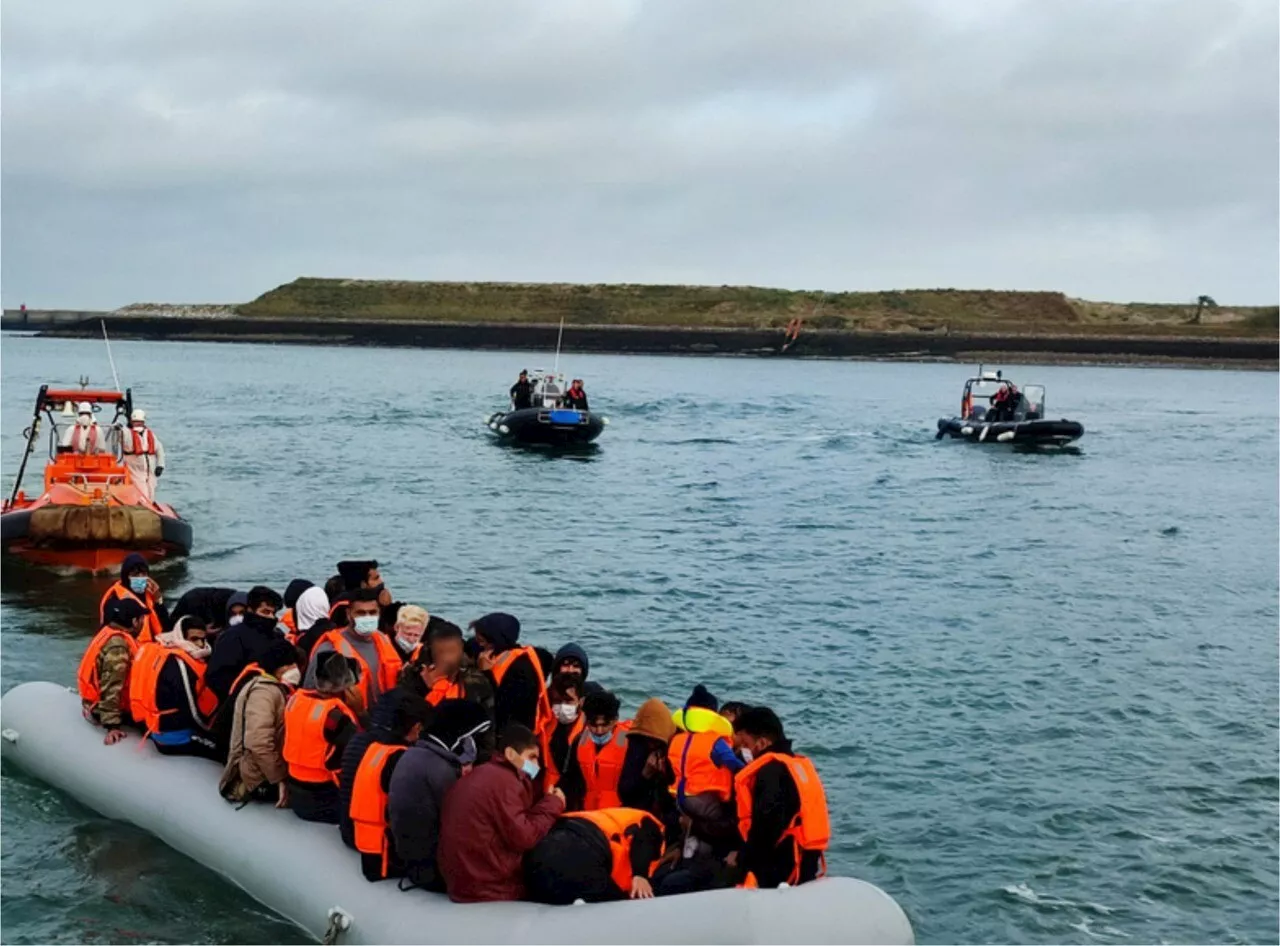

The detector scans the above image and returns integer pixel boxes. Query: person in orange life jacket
[562,379,589,411]
[543,672,586,790]
[525,806,665,904]
[388,699,491,892]
[557,689,631,812]
[120,409,166,502]
[99,552,168,644]
[59,402,108,454]
[437,722,565,903]
[218,638,302,806]
[205,586,284,702]
[471,612,546,733]
[276,579,314,640]
[400,617,497,762]
[134,616,222,760]
[284,650,363,824]
[339,689,432,881]
[167,587,238,637]
[305,589,402,716]
[730,707,828,888]
[78,598,149,744]
[291,586,334,657]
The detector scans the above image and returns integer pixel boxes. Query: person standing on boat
[119,409,166,502]
[510,370,535,410]
[99,552,168,643]
[562,379,589,410]
[59,402,109,454]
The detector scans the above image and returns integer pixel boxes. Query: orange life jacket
[125,427,157,455]
[349,743,408,878]
[128,642,218,734]
[577,720,632,810]
[563,808,664,892]
[425,676,466,706]
[99,583,164,644]
[544,716,584,789]
[669,729,734,802]
[71,424,104,454]
[316,629,402,709]
[76,625,139,706]
[278,609,297,642]
[282,690,360,784]
[735,752,831,886]
[489,645,553,752]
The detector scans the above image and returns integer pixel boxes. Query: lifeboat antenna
[101,320,122,392]
[552,316,565,377]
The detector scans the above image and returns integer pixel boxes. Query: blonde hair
[396,605,429,629]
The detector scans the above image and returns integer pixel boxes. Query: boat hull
[2,497,192,573]
[936,417,1084,446]
[487,408,604,445]
[0,681,915,945]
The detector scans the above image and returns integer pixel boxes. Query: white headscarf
[159,618,212,660]
[295,586,330,632]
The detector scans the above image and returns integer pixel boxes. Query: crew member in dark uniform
[510,371,535,410]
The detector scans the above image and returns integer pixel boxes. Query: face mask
[353,615,379,636]
[552,703,579,724]
[128,576,149,595]
[77,415,91,427]
[228,614,244,626]
[521,758,540,780]
[588,730,611,747]
[740,747,754,764]
[395,634,420,652]
[279,667,302,687]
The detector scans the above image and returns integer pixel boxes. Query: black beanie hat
[686,684,719,712]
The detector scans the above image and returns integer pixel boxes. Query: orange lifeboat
[1,385,193,573]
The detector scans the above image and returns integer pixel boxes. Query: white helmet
[131,409,146,423]
[76,402,93,415]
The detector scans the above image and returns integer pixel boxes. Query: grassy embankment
[231,278,1279,339]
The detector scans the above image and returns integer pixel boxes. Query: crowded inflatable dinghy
[935,370,1084,447]
[487,370,607,446]
[0,681,914,945]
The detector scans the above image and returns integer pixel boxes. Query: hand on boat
[103,728,127,746]
[630,877,654,900]
[275,783,290,809]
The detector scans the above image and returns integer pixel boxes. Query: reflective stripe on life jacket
[317,630,403,709]
[563,808,664,892]
[577,720,632,810]
[99,583,164,644]
[128,642,218,735]
[76,626,139,706]
[735,752,831,886]
[349,743,408,878]
[124,427,156,455]
[282,691,360,784]
[669,729,734,803]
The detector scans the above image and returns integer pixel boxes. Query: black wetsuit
[510,379,534,410]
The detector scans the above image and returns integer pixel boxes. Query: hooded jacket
[474,613,542,732]
[551,642,590,681]
[206,609,283,701]
[218,674,291,800]
[100,552,170,636]
[167,587,236,633]
[437,758,564,903]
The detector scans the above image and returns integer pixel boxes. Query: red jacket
[437,758,564,902]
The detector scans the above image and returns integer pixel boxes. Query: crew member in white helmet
[59,402,108,455]
[120,409,167,501]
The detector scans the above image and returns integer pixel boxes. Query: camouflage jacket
[94,634,135,728]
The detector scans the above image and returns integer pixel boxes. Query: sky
[2,0,1277,309]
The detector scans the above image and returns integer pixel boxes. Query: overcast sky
[2,0,1276,309]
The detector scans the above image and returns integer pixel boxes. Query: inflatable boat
[1,386,192,571]
[487,370,607,446]
[936,370,1084,447]
[0,681,914,945]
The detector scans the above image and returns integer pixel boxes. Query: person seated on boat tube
[541,672,586,791]
[555,688,632,812]
[99,552,168,644]
[218,637,303,807]
[510,370,535,410]
[437,722,565,903]
[205,585,284,703]
[525,806,665,905]
[388,699,492,893]
[78,597,150,746]
[306,588,403,716]
[471,612,552,740]
[128,615,221,760]
[58,401,109,455]
[283,650,364,824]
[729,707,830,889]
[399,617,497,762]
[339,689,433,881]
[562,379,590,411]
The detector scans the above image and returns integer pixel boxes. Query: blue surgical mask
[353,615,379,636]
[129,576,148,595]
[588,730,611,746]
[521,758,540,780]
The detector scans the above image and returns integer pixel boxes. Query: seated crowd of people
[78,553,831,903]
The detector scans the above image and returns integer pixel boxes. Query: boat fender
[960,426,974,436]
[601,417,610,426]
[996,431,1015,442]
[499,424,510,434]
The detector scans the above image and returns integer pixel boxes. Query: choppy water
[1,335,1276,945]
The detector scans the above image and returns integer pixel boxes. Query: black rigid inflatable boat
[936,370,1084,447]
[486,370,607,446]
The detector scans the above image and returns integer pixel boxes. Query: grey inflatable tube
[0,681,914,945]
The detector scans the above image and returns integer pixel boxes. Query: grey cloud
[2,0,1275,307]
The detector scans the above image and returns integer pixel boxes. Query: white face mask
[552,703,579,724]
[279,667,302,687]
[77,415,91,427]
[740,747,754,764]
[395,633,420,652]
[353,615,379,636]
[228,614,244,626]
